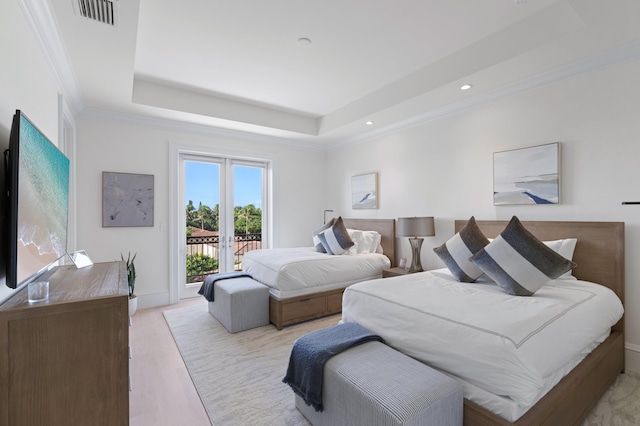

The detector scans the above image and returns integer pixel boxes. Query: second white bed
[242,247,390,298]
[341,268,623,421]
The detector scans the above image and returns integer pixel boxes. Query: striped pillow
[433,216,489,282]
[318,216,354,255]
[312,218,335,252]
[470,216,577,296]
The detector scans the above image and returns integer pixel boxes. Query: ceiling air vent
[74,0,119,27]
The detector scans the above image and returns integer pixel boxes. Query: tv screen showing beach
[15,114,69,286]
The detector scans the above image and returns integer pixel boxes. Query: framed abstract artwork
[351,172,378,209]
[102,172,155,227]
[493,142,560,205]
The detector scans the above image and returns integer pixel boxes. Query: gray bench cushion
[296,341,463,426]
[208,277,269,333]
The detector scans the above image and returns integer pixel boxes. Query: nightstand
[382,267,416,278]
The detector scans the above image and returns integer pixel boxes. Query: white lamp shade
[397,217,435,237]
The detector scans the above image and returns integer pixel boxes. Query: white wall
[74,112,327,308]
[3,0,638,373]
[0,0,66,303]
[0,0,329,309]
[326,59,640,373]
[0,2,61,138]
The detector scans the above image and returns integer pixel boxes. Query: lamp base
[408,237,424,273]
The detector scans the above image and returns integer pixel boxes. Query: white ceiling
[41,0,640,146]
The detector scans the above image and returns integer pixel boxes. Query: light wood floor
[129,298,212,426]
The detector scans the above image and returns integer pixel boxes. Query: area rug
[164,305,640,426]
[163,306,338,425]
[582,369,640,426]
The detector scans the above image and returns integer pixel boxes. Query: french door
[176,152,268,300]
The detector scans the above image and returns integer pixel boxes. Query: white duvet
[341,269,623,408]
[242,247,390,298]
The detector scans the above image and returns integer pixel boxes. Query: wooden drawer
[270,287,349,330]
[282,296,326,322]
[326,292,343,313]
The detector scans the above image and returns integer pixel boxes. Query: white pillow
[371,233,382,253]
[542,239,577,279]
[347,229,382,255]
[346,230,364,255]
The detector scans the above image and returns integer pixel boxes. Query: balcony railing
[186,233,262,283]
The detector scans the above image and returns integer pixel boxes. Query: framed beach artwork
[102,172,155,227]
[493,142,560,205]
[351,172,378,209]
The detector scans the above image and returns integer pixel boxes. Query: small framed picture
[399,258,407,269]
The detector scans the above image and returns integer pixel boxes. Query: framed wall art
[102,172,155,227]
[493,142,560,205]
[351,172,378,209]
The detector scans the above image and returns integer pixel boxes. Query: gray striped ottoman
[295,341,463,426]
[208,277,269,333]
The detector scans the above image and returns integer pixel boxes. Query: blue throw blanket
[197,271,252,302]
[282,322,382,412]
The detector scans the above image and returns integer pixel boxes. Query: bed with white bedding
[341,219,625,425]
[242,247,390,299]
[243,218,395,330]
[342,269,623,421]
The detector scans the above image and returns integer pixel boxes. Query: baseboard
[625,343,640,373]
[137,292,171,309]
[136,291,205,310]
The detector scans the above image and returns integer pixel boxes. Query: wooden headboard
[343,218,396,267]
[455,219,625,333]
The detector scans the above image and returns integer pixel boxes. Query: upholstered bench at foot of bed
[208,277,269,333]
[295,341,463,426]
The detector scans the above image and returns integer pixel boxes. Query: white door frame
[58,95,77,253]
[168,142,272,304]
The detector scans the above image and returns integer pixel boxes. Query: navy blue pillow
[317,217,354,255]
[470,216,576,296]
[312,217,335,252]
[433,216,489,282]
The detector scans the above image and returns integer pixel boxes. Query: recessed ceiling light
[366,120,374,126]
[297,37,312,47]
[460,84,473,91]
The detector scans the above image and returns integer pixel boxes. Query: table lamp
[396,217,435,272]
[323,209,334,224]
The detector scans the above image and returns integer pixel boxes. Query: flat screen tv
[5,110,70,289]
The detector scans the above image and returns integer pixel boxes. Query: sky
[185,161,262,209]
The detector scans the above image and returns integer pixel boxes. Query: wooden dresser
[0,261,129,426]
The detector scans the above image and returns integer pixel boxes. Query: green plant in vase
[121,252,137,298]
[121,252,138,315]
